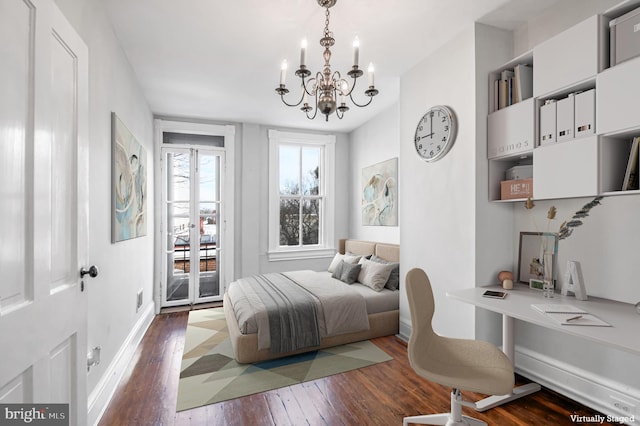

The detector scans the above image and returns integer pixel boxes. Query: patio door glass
[162,147,223,306]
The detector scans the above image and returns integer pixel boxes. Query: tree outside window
[278,145,321,247]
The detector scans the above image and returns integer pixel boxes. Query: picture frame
[517,232,558,284]
[112,112,147,242]
[361,157,398,226]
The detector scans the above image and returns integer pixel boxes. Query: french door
[161,147,226,306]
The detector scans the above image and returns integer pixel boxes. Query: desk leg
[474,314,541,412]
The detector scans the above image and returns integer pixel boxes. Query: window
[268,130,335,260]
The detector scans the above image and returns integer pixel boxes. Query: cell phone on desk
[482,290,507,299]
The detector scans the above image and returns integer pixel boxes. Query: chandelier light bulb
[352,37,360,68]
[300,39,308,67]
[368,63,375,87]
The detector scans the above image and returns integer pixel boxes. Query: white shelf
[488,12,640,202]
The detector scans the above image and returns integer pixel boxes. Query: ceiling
[104,0,562,133]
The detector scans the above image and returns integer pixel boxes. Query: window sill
[267,247,335,262]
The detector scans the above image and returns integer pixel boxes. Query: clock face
[414,105,457,162]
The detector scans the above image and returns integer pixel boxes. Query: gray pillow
[331,260,361,284]
[370,255,400,291]
[340,261,362,284]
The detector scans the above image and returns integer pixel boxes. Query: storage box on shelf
[610,5,640,66]
[501,178,533,200]
[488,155,533,202]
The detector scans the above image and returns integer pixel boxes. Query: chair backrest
[405,268,437,367]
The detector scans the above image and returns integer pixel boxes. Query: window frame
[268,129,335,261]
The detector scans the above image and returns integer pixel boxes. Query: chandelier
[275,0,379,121]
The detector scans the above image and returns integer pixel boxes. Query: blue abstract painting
[362,157,398,226]
[112,112,147,242]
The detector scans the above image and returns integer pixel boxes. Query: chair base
[474,382,541,412]
[403,413,486,426]
[403,389,487,426]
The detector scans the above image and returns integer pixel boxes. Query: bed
[223,239,400,363]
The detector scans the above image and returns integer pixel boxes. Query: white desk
[447,284,640,411]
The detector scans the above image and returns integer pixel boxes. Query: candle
[280,60,288,86]
[300,39,307,67]
[352,37,360,68]
[367,63,375,87]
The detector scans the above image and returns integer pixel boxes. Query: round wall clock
[414,105,457,162]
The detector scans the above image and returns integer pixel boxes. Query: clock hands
[430,112,433,139]
[420,133,434,140]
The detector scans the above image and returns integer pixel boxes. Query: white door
[161,147,227,307]
[0,0,89,424]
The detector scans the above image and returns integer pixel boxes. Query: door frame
[154,120,235,311]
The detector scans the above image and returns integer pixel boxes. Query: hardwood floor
[99,312,616,425]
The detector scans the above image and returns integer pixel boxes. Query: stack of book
[493,64,533,112]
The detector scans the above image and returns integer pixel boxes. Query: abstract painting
[112,112,147,242]
[362,157,398,226]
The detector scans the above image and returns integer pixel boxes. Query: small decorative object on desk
[498,271,514,290]
[561,260,587,300]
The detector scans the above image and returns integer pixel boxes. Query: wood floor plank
[99,311,619,426]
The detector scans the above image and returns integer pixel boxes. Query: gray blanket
[242,273,320,354]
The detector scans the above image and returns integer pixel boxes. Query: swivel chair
[403,268,515,426]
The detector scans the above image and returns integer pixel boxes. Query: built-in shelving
[487,7,640,202]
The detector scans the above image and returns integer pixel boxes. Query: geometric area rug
[176,307,392,411]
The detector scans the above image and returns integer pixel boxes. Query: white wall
[53,0,155,422]
[473,23,517,345]
[238,124,351,277]
[399,28,478,340]
[348,103,401,244]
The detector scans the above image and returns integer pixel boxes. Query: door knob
[80,265,99,278]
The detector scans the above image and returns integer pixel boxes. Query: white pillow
[328,252,362,273]
[357,258,395,292]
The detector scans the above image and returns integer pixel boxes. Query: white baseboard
[87,302,155,426]
[399,319,411,342]
[515,345,640,423]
